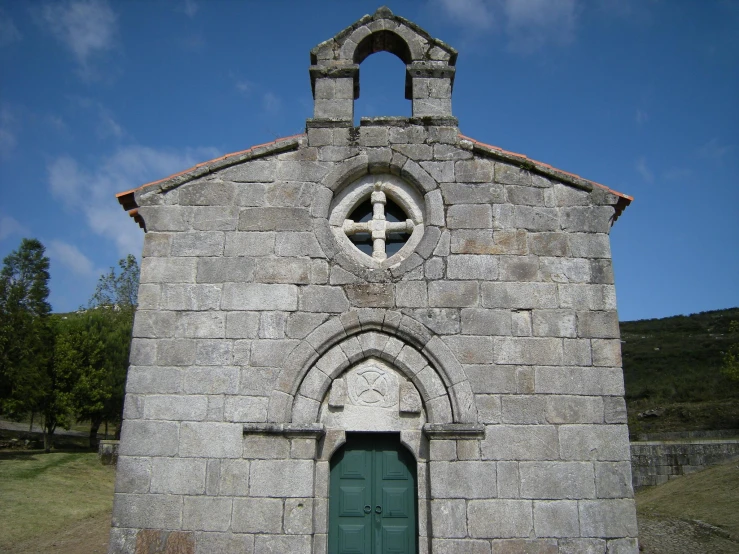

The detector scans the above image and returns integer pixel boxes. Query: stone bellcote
[309,6,458,126]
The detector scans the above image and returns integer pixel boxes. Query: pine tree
[0,238,52,421]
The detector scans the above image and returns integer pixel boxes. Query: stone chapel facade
[111,7,638,554]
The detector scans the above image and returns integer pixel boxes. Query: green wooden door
[329,434,417,554]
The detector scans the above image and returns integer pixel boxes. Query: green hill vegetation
[621,307,739,437]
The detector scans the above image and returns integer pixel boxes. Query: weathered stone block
[254,257,311,284]
[179,422,243,458]
[528,232,568,257]
[238,207,312,231]
[144,395,207,421]
[465,365,516,394]
[115,456,151,493]
[499,255,539,282]
[170,231,225,257]
[501,395,547,424]
[532,310,577,338]
[447,204,492,229]
[119,420,179,457]
[569,233,611,258]
[225,312,260,338]
[443,335,493,364]
[275,232,325,258]
[430,461,497,498]
[545,395,603,424]
[253,535,312,554]
[467,499,533,538]
[461,309,511,336]
[196,257,255,284]
[455,159,494,182]
[183,497,232,532]
[221,283,298,311]
[578,499,638,538]
[224,231,275,256]
[175,312,225,338]
[577,311,620,338]
[344,283,394,308]
[559,425,631,461]
[112,493,182,529]
[561,207,613,234]
[300,285,350,312]
[140,257,197,284]
[447,254,499,280]
[441,182,505,205]
[595,461,633,498]
[231,498,283,533]
[533,500,580,538]
[431,499,468,538]
[512,206,559,232]
[223,396,268,422]
[559,284,616,311]
[481,282,558,309]
[535,367,625,396]
[494,337,563,366]
[150,457,207,495]
[519,462,595,499]
[482,425,559,460]
[284,498,313,534]
[428,281,479,307]
[190,206,239,231]
[250,459,314,497]
[558,538,607,554]
[603,396,627,423]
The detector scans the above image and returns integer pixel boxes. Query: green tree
[54,311,110,448]
[86,255,139,440]
[0,238,52,421]
[722,320,739,381]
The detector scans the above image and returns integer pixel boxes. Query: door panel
[329,434,417,554]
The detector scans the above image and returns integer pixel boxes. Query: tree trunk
[29,411,34,432]
[89,416,103,449]
[43,418,56,453]
[104,420,109,440]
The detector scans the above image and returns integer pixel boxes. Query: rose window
[329,174,424,269]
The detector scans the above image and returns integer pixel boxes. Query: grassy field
[0,451,115,551]
[636,458,739,538]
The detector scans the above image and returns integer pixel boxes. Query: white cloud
[47,144,220,256]
[262,92,281,114]
[38,0,117,75]
[698,138,735,160]
[236,81,252,94]
[0,106,18,159]
[47,240,97,276]
[0,9,22,46]
[636,157,654,184]
[503,0,577,54]
[181,0,199,18]
[434,0,578,54]
[635,109,648,125]
[433,0,495,30]
[0,215,29,241]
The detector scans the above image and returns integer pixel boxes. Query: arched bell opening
[353,50,411,124]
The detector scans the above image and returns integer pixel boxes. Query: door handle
[364,505,371,514]
[375,505,382,514]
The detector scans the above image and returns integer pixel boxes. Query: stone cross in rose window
[342,183,415,260]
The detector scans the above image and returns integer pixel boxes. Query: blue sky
[0,0,737,321]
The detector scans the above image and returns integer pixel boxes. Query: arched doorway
[329,433,418,554]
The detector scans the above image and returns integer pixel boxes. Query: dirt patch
[0,511,111,554]
[638,514,739,554]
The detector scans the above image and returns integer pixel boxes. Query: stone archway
[267,310,477,425]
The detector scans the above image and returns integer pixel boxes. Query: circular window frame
[329,174,425,270]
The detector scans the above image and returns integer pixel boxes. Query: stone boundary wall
[630,438,739,490]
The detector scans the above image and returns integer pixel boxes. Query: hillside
[621,307,739,436]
